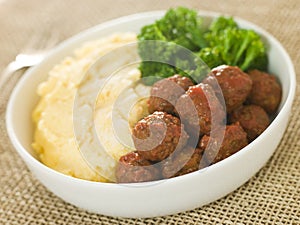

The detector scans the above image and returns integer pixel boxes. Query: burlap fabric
[0,0,299,224]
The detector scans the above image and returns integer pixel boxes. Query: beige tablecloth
[0,0,299,224]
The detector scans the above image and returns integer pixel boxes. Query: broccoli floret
[138,24,178,84]
[155,7,207,50]
[240,38,268,71]
[137,8,268,85]
[174,53,210,83]
[138,24,166,41]
[209,16,238,34]
[139,61,176,85]
[202,17,268,71]
[197,47,224,69]
[137,7,209,85]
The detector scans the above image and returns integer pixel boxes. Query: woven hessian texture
[0,0,299,224]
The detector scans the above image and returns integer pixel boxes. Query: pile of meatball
[115,65,282,183]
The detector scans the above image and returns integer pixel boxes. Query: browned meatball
[175,83,226,136]
[203,65,253,113]
[229,105,270,141]
[161,146,207,178]
[199,123,248,164]
[115,151,160,183]
[148,75,194,114]
[132,111,189,161]
[247,70,282,114]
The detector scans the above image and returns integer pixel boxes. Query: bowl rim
[6,10,296,188]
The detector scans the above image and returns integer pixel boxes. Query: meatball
[199,123,248,164]
[247,69,282,114]
[175,83,226,136]
[161,146,207,178]
[132,111,189,161]
[203,65,252,113]
[148,75,194,114]
[115,151,160,183]
[229,105,270,141]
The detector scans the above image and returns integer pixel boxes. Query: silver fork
[0,33,58,87]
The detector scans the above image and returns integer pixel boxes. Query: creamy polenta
[32,33,150,182]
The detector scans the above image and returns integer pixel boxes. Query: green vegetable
[207,16,238,36]
[138,7,208,85]
[204,16,268,71]
[137,24,177,85]
[137,7,268,85]
[197,47,224,69]
[155,7,207,50]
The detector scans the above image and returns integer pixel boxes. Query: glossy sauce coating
[199,123,248,164]
[148,75,194,115]
[230,104,270,141]
[161,146,206,178]
[247,69,282,114]
[116,151,160,183]
[203,65,253,113]
[175,83,226,136]
[132,111,189,161]
[116,66,282,183]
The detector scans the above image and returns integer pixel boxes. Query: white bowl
[6,11,296,218]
